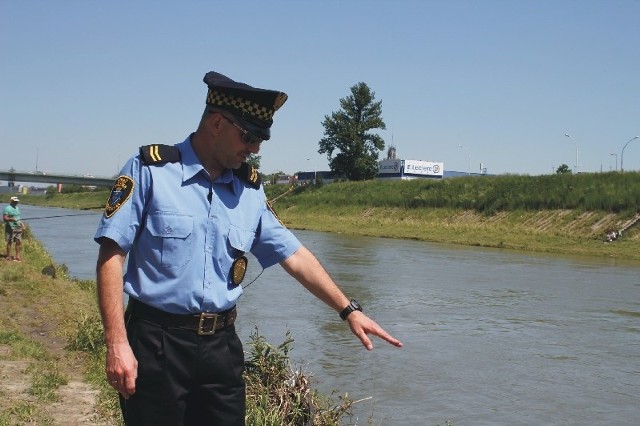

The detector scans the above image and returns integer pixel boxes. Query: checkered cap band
[207,89,281,124]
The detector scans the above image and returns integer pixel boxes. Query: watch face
[351,300,361,310]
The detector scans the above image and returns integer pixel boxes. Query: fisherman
[3,196,23,261]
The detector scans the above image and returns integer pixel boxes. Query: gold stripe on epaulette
[249,167,258,184]
[150,145,161,162]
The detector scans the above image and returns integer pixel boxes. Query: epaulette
[139,144,181,165]
[233,163,261,189]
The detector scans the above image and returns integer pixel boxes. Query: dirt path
[0,342,109,424]
[0,257,117,425]
[0,321,115,425]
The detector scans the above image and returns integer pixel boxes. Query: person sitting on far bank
[3,196,23,262]
[94,70,403,426]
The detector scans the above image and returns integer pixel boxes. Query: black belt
[128,299,237,335]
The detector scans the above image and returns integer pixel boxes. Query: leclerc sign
[403,160,444,177]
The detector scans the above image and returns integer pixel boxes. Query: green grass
[262,173,640,260]
[269,172,640,214]
[28,362,68,402]
[0,331,49,360]
[17,188,110,210]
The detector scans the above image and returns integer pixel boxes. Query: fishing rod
[21,213,100,221]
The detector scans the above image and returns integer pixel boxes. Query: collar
[179,135,239,195]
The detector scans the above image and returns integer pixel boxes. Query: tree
[248,154,261,170]
[318,82,386,181]
[8,167,16,187]
[556,164,572,174]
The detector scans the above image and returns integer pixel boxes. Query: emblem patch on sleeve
[104,176,135,218]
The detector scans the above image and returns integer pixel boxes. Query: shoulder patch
[104,175,135,218]
[233,163,261,189]
[139,144,181,165]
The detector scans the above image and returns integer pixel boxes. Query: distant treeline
[266,172,640,215]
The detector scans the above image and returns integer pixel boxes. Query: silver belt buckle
[197,313,218,335]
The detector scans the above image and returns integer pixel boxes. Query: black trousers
[121,314,246,426]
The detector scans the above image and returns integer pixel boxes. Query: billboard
[403,160,444,177]
[378,159,402,174]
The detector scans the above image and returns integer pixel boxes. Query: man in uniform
[95,70,402,426]
[3,196,23,261]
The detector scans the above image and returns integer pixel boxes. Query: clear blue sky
[2,0,639,178]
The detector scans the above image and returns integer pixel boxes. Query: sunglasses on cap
[219,114,264,145]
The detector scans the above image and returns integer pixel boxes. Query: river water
[20,205,640,425]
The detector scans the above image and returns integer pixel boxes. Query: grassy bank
[18,189,110,211]
[266,173,640,261]
[0,227,110,424]
[0,231,365,425]
[275,205,639,260]
[15,172,640,261]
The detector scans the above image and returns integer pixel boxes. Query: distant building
[378,146,444,180]
[295,171,338,184]
[378,158,444,180]
[294,147,487,184]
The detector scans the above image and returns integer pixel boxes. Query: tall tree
[318,82,386,181]
[247,154,261,170]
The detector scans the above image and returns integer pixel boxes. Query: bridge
[0,170,115,188]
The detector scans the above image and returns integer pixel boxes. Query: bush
[244,328,354,426]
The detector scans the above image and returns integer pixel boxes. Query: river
[20,205,640,425]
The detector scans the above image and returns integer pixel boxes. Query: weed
[244,327,355,426]
[28,362,68,402]
[5,401,36,423]
[66,311,104,354]
[0,331,48,360]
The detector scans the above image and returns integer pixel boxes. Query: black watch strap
[339,299,362,320]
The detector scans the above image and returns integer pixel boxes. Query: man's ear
[207,112,224,136]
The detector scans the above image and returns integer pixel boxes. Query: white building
[378,147,444,180]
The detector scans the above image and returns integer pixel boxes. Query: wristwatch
[339,299,362,320]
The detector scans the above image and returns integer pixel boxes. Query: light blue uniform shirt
[94,135,301,314]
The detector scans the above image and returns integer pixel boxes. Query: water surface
[22,205,640,425]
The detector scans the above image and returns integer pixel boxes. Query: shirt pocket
[222,225,256,283]
[147,212,194,269]
[227,225,255,253]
